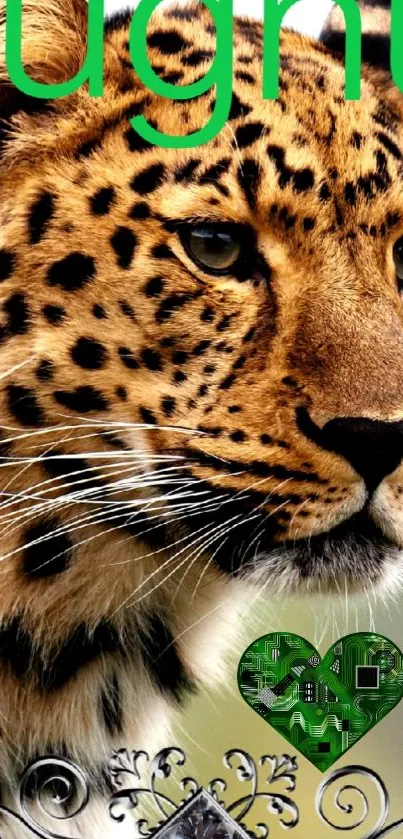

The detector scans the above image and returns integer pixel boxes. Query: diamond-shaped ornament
[152,789,250,839]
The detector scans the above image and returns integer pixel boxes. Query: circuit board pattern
[237,632,403,771]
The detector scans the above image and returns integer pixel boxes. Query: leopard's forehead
[95,2,403,246]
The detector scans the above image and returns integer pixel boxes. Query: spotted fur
[0,1,403,836]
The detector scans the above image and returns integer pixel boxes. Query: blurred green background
[171,592,403,836]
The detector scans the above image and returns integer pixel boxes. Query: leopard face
[1,0,403,608]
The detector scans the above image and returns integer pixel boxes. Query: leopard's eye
[180,224,243,274]
[393,236,403,288]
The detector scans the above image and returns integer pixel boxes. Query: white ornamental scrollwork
[0,750,401,838]
[107,747,299,837]
[0,756,88,839]
[316,765,403,838]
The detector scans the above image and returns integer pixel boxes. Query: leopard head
[1,0,403,606]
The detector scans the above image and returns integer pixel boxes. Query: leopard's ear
[321,1,391,74]
[0,0,89,121]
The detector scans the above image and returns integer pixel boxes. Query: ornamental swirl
[0,750,402,839]
[0,756,89,839]
[316,765,391,838]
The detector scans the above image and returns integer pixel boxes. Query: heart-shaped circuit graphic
[238,632,403,771]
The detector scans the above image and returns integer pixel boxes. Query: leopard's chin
[174,473,403,594]
[244,511,403,595]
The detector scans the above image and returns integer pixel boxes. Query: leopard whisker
[124,512,263,610]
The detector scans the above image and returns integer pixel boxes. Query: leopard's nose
[297,408,403,492]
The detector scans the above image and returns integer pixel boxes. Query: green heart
[238,632,403,771]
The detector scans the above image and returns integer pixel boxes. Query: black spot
[172,350,188,365]
[235,70,255,84]
[111,227,137,269]
[344,182,357,206]
[139,613,194,702]
[387,211,400,229]
[93,304,107,319]
[182,49,214,66]
[219,373,236,390]
[125,126,154,153]
[41,449,105,495]
[119,300,136,321]
[4,292,29,335]
[166,6,197,20]
[118,347,140,370]
[201,307,214,323]
[7,385,44,426]
[373,103,398,130]
[43,305,65,325]
[147,30,188,54]
[0,249,16,282]
[28,191,55,244]
[233,353,246,370]
[161,395,175,416]
[199,158,231,189]
[204,364,216,375]
[175,158,202,182]
[293,168,315,192]
[47,253,95,292]
[235,122,265,149]
[141,348,163,371]
[162,71,183,84]
[267,144,291,188]
[131,163,166,195]
[145,276,164,297]
[217,315,232,333]
[36,360,54,381]
[375,131,402,160]
[193,340,211,356]
[100,673,123,735]
[228,92,252,121]
[319,182,331,201]
[140,407,157,425]
[54,386,109,413]
[156,293,192,323]
[89,187,116,215]
[351,131,363,149]
[39,622,120,691]
[173,370,187,384]
[152,244,174,260]
[198,423,221,436]
[23,519,72,578]
[303,217,315,231]
[230,430,246,442]
[0,617,33,680]
[76,137,102,158]
[129,202,151,220]
[237,159,260,210]
[71,337,108,370]
[116,385,127,401]
[279,207,296,229]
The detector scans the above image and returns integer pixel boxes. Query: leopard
[0,0,402,836]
